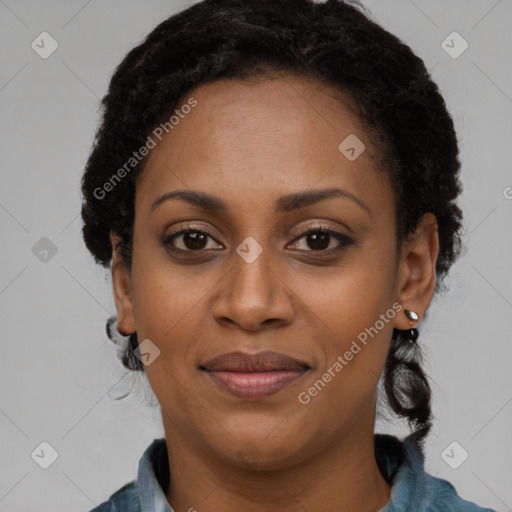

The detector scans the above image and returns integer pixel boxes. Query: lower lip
[204,369,308,399]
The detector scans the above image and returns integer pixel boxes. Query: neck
[162,415,392,512]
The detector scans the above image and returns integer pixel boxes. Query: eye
[162,224,223,252]
[162,222,354,255]
[287,223,354,254]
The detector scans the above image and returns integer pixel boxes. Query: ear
[110,232,136,336]
[394,213,439,330]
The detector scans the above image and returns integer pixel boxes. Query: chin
[207,430,313,471]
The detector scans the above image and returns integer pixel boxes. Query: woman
[81,0,496,510]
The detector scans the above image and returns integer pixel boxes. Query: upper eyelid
[166,223,223,242]
[166,222,347,237]
[289,221,347,238]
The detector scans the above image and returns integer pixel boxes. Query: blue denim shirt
[90,434,496,511]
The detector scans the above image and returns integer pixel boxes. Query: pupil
[184,232,207,250]
[308,232,329,250]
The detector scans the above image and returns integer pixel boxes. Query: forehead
[136,75,389,215]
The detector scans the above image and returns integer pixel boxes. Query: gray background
[1,0,511,511]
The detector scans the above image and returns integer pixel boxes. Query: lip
[199,350,311,399]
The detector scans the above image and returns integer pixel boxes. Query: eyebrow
[150,187,371,217]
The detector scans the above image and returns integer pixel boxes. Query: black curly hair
[81,0,463,449]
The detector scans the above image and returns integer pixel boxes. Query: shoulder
[88,481,140,512]
[87,438,169,512]
[376,433,496,512]
[420,472,496,512]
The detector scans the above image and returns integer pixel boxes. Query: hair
[81,0,463,449]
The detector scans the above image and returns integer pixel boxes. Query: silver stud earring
[404,309,419,322]
[400,309,420,343]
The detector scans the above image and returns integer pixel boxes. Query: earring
[404,309,419,323]
[402,309,419,342]
[402,327,419,342]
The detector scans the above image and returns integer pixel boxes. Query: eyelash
[162,222,354,256]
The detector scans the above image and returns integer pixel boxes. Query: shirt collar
[377,433,429,511]
[137,433,424,512]
[137,438,173,512]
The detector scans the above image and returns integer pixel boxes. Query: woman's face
[112,75,419,468]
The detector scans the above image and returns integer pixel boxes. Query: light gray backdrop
[1,0,511,511]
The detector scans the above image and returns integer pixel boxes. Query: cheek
[294,242,397,404]
[127,236,208,378]
[298,240,397,336]
[130,264,208,352]
[128,260,209,416]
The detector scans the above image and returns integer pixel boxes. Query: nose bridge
[211,233,293,330]
[231,234,275,302]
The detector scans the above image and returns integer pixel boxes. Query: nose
[210,242,295,332]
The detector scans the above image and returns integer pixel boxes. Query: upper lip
[200,350,311,372]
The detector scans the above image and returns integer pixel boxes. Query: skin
[111,74,439,512]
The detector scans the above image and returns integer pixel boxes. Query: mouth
[199,350,311,400]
